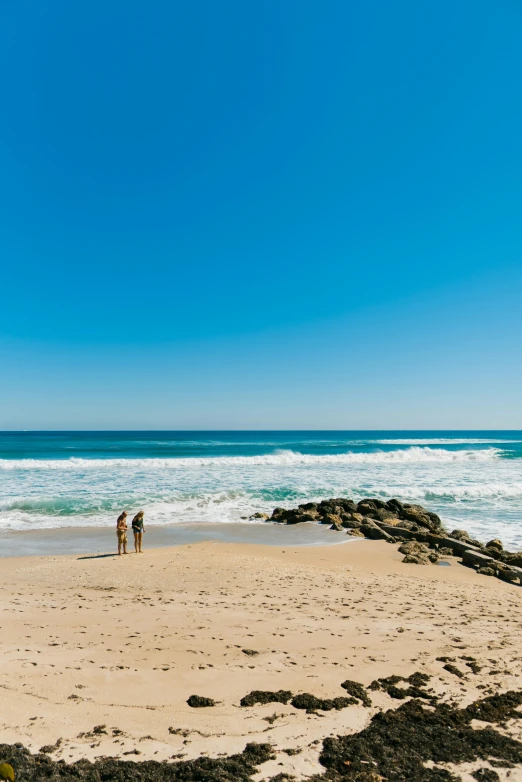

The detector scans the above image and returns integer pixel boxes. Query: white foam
[0,446,502,471]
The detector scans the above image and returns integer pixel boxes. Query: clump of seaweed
[290,694,358,713]
[186,695,216,708]
[368,672,434,701]
[0,742,274,782]
[240,690,293,707]
[340,680,372,707]
[311,690,522,781]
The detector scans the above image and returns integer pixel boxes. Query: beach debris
[186,695,216,708]
[290,694,358,712]
[472,770,500,782]
[443,663,465,678]
[38,738,62,754]
[314,690,522,781]
[0,763,14,781]
[368,673,434,701]
[340,680,372,707]
[0,742,275,781]
[240,690,293,707]
[242,649,259,656]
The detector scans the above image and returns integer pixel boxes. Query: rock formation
[267,497,522,586]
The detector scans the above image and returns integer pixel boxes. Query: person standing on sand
[116,511,128,555]
[132,511,145,553]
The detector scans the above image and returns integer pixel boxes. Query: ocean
[1,431,521,548]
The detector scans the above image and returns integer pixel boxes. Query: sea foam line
[0,446,502,470]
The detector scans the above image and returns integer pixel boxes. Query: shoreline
[0,521,352,558]
[1,537,521,780]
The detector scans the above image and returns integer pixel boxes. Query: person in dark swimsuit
[131,511,145,553]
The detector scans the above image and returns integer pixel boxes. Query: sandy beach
[2,537,521,780]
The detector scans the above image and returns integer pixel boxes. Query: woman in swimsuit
[116,511,128,555]
[132,511,145,553]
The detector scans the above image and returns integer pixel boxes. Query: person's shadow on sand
[77,553,118,560]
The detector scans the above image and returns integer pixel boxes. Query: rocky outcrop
[267,496,522,586]
[268,496,444,534]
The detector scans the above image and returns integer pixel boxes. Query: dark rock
[496,565,519,583]
[398,541,429,556]
[347,529,365,537]
[356,500,378,516]
[462,549,495,569]
[271,508,287,522]
[484,546,502,560]
[372,508,399,524]
[428,551,439,563]
[338,499,358,513]
[386,498,405,514]
[340,680,372,707]
[249,512,269,520]
[240,690,293,707]
[402,504,440,531]
[186,695,216,708]
[298,502,318,512]
[360,521,393,542]
[330,523,344,531]
[319,513,343,526]
[477,567,496,576]
[502,552,522,568]
[286,512,316,524]
[402,553,430,564]
[451,529,470,540]
[486,539,503,551]
[341,512,364,527]
[290,694,358,712]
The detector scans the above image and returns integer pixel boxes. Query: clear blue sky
[1,0,521,429]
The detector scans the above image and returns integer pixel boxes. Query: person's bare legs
[118,538,122,556]
[138,532,143,553]
[134,532,139,554]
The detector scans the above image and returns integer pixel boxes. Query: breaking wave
[0,446,503,471]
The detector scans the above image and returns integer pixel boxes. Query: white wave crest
[0,446,502,471]
[375,438,522,445]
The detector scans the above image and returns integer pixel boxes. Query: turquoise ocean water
[0,431,521,547]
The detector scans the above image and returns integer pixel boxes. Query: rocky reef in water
[264,497,522,586]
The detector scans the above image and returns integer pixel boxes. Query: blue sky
[1,0,522,428]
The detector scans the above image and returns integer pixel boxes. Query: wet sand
[1,536,521,779]
[1,521,349,558]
